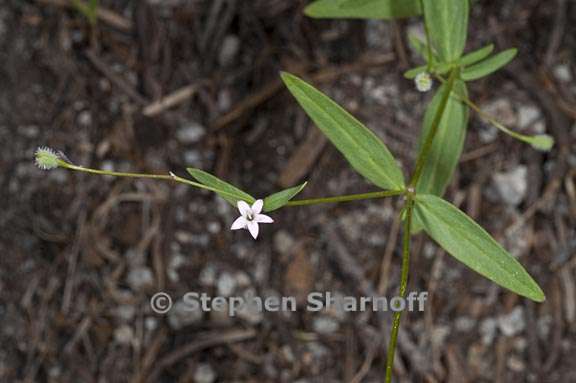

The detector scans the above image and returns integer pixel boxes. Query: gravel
[492,165,528,206]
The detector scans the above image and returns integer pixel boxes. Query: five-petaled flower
[231,199,273,239]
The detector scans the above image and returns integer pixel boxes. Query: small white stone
[114,325,134,345]
[218,35,240,67]
[313,316,340,334]
[480,318,497,345]
[194,363,216,383]
[482,98,517,127]
[492,166,528,206]
[127,267,154,292]
[236,288,263,324]
[168,300,203,330]
[207,221,221,234]
[167,253,186,283]
[114,305,136,322]
[517,105,542,130]
[176,122,205,144]
[552,64,572,83]
[498,307,525,336]
[199,264,217,286]
[273,230,295,255]
[183,150,202,167]
[217,272,237,296]
[455,316,477,332]
[77,110,92,126]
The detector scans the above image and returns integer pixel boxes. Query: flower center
[246,212,254,221]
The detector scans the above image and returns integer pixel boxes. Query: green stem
[420,0,434,71]
[409,68,458,188]
[385,197,414,383]
[433,74,544,145]
[58,161,403,207]
[59,161,244,201]
[384,68,458,383]
[285,190,403,207]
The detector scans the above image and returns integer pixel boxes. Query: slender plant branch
[420,0,434,71]
[58,160,403,207]
[58,160,253,202]
[409,68,458,188]
[384,69,458,383]
[385,197,414,383]
[433,74,547,145]
[285,190,403,207]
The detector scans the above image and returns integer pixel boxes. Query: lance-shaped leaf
[305,0,421,19]
[414,194,545,302]
[461,49,518,81]
[186,168,255,206]
[264,182,307,212]
[423,0,469,62]
[416,80,469,196]
[459,44,494,67]
[281,72,405,191]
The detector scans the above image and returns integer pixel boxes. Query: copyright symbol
[150,292,172,314]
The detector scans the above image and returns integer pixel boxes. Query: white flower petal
[230,216,247,230]
[251,199,264,214]
[237,200,252,217]
[255,214,273,224]
[246,221,259,239]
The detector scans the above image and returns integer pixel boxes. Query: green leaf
[281,72,405,191]
[423,0,469,62]
[461,49,518,81]
[408,34,433,61]
[186,168,255,206]
[404,63,451,80]
[414,194,545,302]
[459,44,494,67]
[416,80,469,196]
[404,65,428,80]
[263,182,308,212]
[305,0,421,19]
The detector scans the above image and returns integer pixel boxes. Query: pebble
[113,305,136,322]
[126,267,155,292]
[77,110,92,127]
[176,121,205,144]
[168,300,203,330]
[537,315,552,338]
[482,98,517,127]
[199,264,217,286]
[183,150,203,167]
[114,325,134,345]
[312,316,340,335]
[552,64,572,83]
[236,288,263,324]
[207,221,221,234]
[492,166,528,206]
[194,363,216,383]
[455,316,477,332]
[497,307,525,337]
[273,230,295,255]
[217,272,237,297]
[517,105,542,130]
[480,318,497,345]
[507,355,525,372]
[167,253,186,283]
[218,35,240,67]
